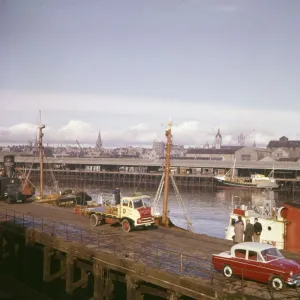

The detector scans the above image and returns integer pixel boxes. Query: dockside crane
[76,139,84,157]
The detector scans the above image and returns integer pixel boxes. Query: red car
[212,242,300,290]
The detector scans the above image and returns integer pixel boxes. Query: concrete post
[43,246,52,282]
[92,263,103,300]
[92,263,114,300]
[126,275,144,300]
[66,254,75,294]
[24,238,34,286]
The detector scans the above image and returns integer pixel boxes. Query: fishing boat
[225,194,300,253]
[214,159,278,189]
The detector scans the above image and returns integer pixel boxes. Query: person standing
[253,218,262,242]
[234,216,244,244]
[244,219,254,242]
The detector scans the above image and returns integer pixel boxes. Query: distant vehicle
[212,242,300,291]
[88,194,155,232]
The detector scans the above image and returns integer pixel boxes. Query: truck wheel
[121,219,132,233]
[223,265,233,278]
[7,196,14,204]
[97,215,104,225]
[270,276,285,291]
[90,214,99,227]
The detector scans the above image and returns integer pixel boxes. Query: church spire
[95,130,103,151]
[214,128,222,149]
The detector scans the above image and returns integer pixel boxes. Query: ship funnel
[3,155,16,178]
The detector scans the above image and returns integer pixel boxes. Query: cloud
[1,90,300,148]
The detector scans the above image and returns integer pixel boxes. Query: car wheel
[223,265,233,278]
[270,276,285,291]
[90,214,99,227]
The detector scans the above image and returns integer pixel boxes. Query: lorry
[88,193,155,232]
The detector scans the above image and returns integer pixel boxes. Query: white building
[152,141,165,157]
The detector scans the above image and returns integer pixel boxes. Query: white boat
[225,195,285,249]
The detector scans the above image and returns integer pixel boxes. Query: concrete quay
[0,202,300,299]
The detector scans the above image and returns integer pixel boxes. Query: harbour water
[50,183,297,240]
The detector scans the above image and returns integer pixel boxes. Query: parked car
[212,242,300,290]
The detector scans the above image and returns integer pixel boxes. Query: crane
[76,139,82,149]
[76,140,83,157]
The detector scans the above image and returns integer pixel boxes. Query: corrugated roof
[186,148,236,155]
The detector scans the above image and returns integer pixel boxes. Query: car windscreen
[261,248,284,262]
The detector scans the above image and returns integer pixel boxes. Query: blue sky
[0,0,300,147]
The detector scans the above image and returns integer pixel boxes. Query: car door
[231,249,247,276]
[245,250,269,283]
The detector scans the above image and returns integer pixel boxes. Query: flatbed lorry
[88,194,155,232]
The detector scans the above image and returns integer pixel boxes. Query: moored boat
[215,159,278,189]
[225,195,300,253]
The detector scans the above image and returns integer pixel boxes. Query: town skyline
[0,124,297,150]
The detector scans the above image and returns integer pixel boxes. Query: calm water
[41,183,296,239]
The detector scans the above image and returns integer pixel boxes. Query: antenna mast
[162,120,172,226]
[38,111,45,198]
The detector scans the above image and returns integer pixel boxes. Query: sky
[0,0,300,148]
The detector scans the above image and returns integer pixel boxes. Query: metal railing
[0,209,300,299]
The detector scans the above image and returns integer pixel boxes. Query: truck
[88,193,155,232]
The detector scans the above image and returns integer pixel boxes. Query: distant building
[95,130,103,151]
[271,147,289,160]
[267,136,300,158]
[203,142,209,149]
[152,141,165,157]
[238,133,245,146]
[171,144,185,157]
[235,147,270,162]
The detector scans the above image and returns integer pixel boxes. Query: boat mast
[38,111,45,198]
[162,120,172,226]
[232,158,236,179]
